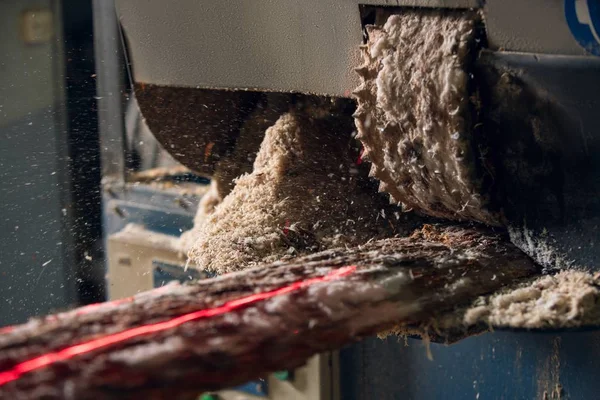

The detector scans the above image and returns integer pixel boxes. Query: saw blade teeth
[353,15,412,218]
[368,164,378,178]
[361,149,371,162]
[352,106,367,119]
[365,25,379,36]
[354,125,366,139]
[400,202,415,212]
[359,45,370,59]
[352,86,370,100]
[354,65,370,77]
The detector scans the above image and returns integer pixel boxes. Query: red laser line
[0,327,14,335]
[356,148,364,165]
[0,266,356,386]
[283,220,291,236]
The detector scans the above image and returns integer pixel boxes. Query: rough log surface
[0,225,538,399]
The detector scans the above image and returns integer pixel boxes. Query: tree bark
[0,225,538,399]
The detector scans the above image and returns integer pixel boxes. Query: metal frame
[93,0,126,182]
[115,0,595,97]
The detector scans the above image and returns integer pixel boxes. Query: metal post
[92,0,126,182]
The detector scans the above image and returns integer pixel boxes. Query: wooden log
[0,225,538,399]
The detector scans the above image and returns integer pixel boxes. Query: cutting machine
[115,0,600,270]
[107,1,600,399]
[4,2,600,400]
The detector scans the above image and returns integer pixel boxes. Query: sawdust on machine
[381,269,600,345]
[464,270,600,329]
[186,102,407,273]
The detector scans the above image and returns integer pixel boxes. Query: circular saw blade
[134,84,261,176]
[353,10,499,226]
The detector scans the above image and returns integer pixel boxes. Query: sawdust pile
[179,95,285,253]
[465,271,600,329]
[382,270,600,344]
[354,10,497,225]
[187,108,404,273]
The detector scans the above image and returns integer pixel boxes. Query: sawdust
[354,10,498,225]
[382,270,600,343]
[381,310,488,346]
[187,103,405,273]
[380,268,600,340]
[179,94,287,253]
[464,271,600,329]
[507,225,574,273]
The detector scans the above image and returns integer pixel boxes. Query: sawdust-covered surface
[354,10,497,225]
[464,270,600,329]
[383,269,600,344]
[186,104,411,273]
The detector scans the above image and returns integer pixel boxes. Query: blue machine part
[230,381,269,398]
[102,183,201,237]
[152,261,214,287]
[565,0,600,56]
[340,330,600,400]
